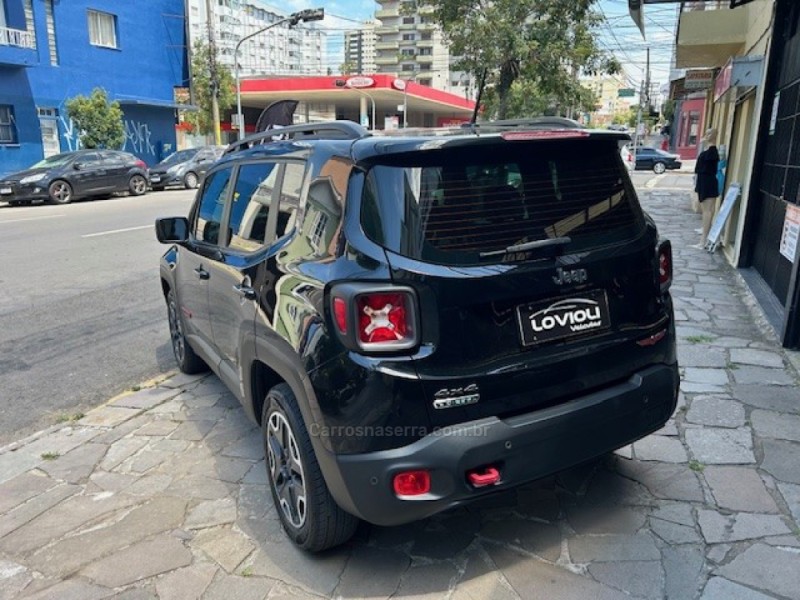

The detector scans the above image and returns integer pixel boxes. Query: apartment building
[581,75,633,126]
[186,0,325,78]
[344,20,376,75]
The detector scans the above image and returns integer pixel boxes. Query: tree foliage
[64,88,125,149]
[186,39,235,135]
[422,0,620,119]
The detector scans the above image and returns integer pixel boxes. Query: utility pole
[205,0,221,145]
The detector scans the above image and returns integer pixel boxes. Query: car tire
[6,200,21,207]
[166,289,208,374]
[183,172,199,189]
[129,174,148,196]
[653,162,667,175]
[262,383,358,552]
[48,180,73,204]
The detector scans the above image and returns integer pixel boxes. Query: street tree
[64,88,125,149]
[421,0,620,119]
[187,39,235,136]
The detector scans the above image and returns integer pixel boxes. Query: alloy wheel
[131,175,147,195]
[50,181,71,203]
[167,294,185,364]
[266,411,307,528]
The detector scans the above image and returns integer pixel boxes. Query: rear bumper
[322,362,679,526]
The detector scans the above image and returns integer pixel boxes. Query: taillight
[135,159,147,169]
[330,285,419,352]
[393,470,430,497]
[658,240,672,292]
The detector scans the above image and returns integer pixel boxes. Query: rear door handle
[194,266,209,280]
[233,283,256,300]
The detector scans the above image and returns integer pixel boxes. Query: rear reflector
[501,130,590,141]
[393,470,431,496]
[467,466,501,488]
[637,329,667,347]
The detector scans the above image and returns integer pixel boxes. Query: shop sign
[714,59,733,101]
[392,79,407,91]
[345,77,375,89]
[779,203,800,263]
[685,70,714,90]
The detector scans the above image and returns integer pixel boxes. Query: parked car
[149,146,225,191]
[634,146,682,174]
[620,143,635,171]
[156,120,679,551]
[0,150,149,206]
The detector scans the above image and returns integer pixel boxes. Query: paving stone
[581,466,656,507]
[731,366,796,386]
[761,439,800,484]
[248,540,348,597]
[165,474,236,500]
[0,428,99,484]
[634,435,688,462]
[729,348,785,369]
[565,505,647,535]
[777,482,800,524]
[242,461,268,485]
[220,433,263,460]
[21,579,114,600]
[112,588,157,600]
[133,420,180,437]
[110,387,180,410]
[192,527,255,573]
[169,420,216,441]
[28,496,187,577]
[480,517,561,561]
[154,562,218,600]
[486,544,628,600]
[186,497,237,529]
[451,548,520,600]
[613,445,633,459]
[210,457,254,483]
[661,545,706,599]
[615,460,704,502]
[684,428,755,464]
[588,560,663,599]
[697,510,790,543]
[704,466,779,513]
[0,472,56,513]
[715,543,800,599]
[128,449,173,473]
[160,373,207,389]
[733,384,800,413]
[680,383,728,394]
[0,559,30,598]
[701,577,775,600]
[650,515,701,544]
[706,545,731,564]
[99,436,148,470]
[0,491,140,555]
[684,368,729,386]
[80,406,142,427]
[411,514,479,559]
[394,562,460,599]
[202,574,272,600]
[685,396,745,428]
[88,470,138,492]
[0,482,79,539]
[750,410,800,442]
[335,546,409,598]
[654,420,679,436]
[126,473,173,496]
[569,533,660,563]
[677,345,727,368]
[37,443,107,483]
[184,393,224,409]
[81,535,192,588]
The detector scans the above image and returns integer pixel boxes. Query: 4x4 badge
[553,267,588,285]
[433,384,480,410]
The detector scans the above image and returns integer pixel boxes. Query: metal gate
[745,0,800,347]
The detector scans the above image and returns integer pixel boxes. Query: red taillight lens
[393,470,431,496]
[658,241,672,292]
[356,292,414,346]
[333,297,347,334]
[135,160,147,169]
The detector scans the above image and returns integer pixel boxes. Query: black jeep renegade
[156,120,679,551]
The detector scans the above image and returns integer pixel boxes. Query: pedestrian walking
[693,128,720,248]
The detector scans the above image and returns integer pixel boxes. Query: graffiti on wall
[59,116,81,152]
[123,119,156,159]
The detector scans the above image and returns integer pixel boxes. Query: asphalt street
[0,188,196,446]
[0,169,669,448]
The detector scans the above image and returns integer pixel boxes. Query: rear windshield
[360,139,643,265]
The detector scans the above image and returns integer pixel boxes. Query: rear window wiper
[479,237,572,258]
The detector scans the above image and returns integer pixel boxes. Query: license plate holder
[516,289,611,347]
[0,187,12,195]
[150,175,161,183]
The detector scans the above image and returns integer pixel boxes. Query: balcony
[0,26,37,67]
[675,1,748,68]
[375,55,398,66]
[376,40,399,51]
[376,8,398,19]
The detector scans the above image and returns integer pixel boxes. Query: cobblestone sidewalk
[0,187,799,600]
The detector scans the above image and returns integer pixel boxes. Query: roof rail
[465,117,586,130]
[224,121,369,155]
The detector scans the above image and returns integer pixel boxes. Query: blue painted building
[0,0,188,176]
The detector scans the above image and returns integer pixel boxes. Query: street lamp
[402,68,419,129]
[347,85,376,131]
[235,8,324,140]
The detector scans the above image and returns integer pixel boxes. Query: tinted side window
[195,168,232,245]
[277,162,305,238]
[77,152,102,165]
[227,162,279,253]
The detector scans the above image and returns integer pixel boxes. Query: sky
[273,0,679,104]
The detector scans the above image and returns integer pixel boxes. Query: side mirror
[155,217,190,244]
[73,163,83,170]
